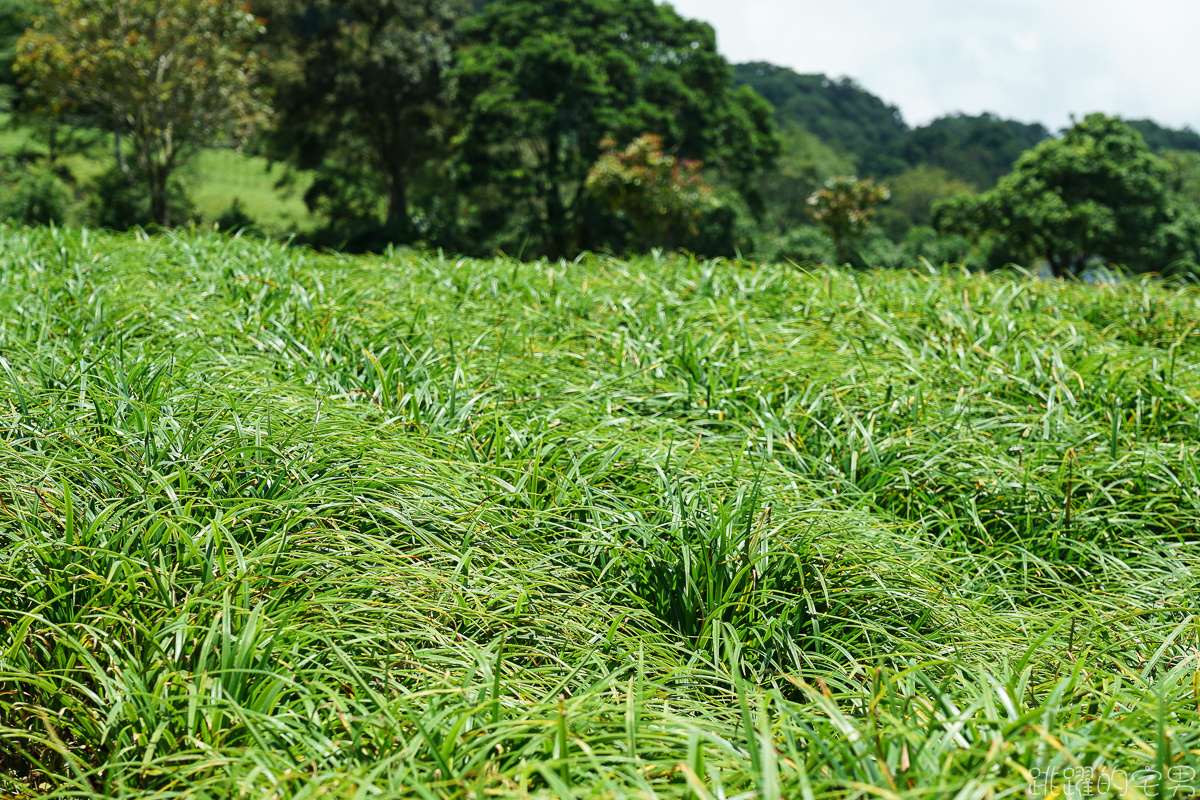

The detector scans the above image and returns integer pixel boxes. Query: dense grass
[1,227,1199,799]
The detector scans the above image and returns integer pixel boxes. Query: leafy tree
[807,176,890,265]
[584,133,715,252]
[1154,150,1200,273]
[1164,150,1200,209]
[934,114,1172,277]
[0,0,39,113]
[266,0,466,237]
[454,0,778,258]
[17,0,269,227]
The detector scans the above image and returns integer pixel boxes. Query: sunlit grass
[1,228,1198,799]
[0,120,320,233]
[184,149,317,234]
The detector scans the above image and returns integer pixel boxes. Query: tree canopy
[17,0,268,227]
[933,114,1177,276]
[0,0,38,113]
[1128,119,1200,155]
[454,0,778,258]
[266,0,466,238]
[899,113,1050,189]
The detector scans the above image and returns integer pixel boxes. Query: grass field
[2,227,1199,799]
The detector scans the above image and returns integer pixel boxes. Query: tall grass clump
[2,227,1199,798]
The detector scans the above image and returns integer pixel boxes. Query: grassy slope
[183,148,315,233]
[0,118,319,233]
[1,228,1199,799]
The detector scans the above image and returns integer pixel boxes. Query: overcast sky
[667,0,1200,133]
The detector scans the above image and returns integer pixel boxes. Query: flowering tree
[585,134,717,252]
[807,176,890,265]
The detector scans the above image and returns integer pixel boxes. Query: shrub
[769,225,835,265]
[0,159,71,225]
[902,225,975,267]
[87,167,192,230]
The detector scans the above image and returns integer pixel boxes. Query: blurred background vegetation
[1,0,1199,274]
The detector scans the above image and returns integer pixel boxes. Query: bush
[852,226,904,269]
[214,198,259,235]
[88,167,192,230]
[0,160,72,225]
[902,225,975,267]
[768,225,835,265]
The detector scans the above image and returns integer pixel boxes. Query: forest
[1,0,1199,275]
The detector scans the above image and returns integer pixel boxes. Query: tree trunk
[150,166,170,228]
[542,134,576,259]
[114,127,134,185]
[546,186,569,259]
[383,161,409,230]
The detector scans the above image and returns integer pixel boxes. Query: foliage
[1129,118,1200,154]
[735,61,908,176]
[16,0,269,226]
[0,156,70,223]
[901,224,975,267]
[453,0,778,258]
[0,0,38,112]
[735,65,1055,240]
[767,224,835,265]
[875,164,975,239]
[85,165,192,230]
[584,133,716,252]
[934,114,1174,276]
[899,112,1050,189]
[1165,149,1200,209]
[806,175,890,265]
[753,119,856,235]
[267,0,466,238]
[4,229,1200,796]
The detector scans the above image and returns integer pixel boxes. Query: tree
[585,133,716,252]
[806,176,890,265]
[933,114,1172,277]
[1128,119,1200,155]
[0,0,39,114]
[754,120,856,235]
[454,0,778,258]
[266,0,466,236]
[17,0,269,227]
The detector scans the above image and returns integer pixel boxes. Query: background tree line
[1,0,1199,274]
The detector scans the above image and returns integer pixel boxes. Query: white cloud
[666,0,1200,132]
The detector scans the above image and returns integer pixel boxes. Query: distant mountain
[734,62,1057,190]
[1127,119,1200,154]
[734,64,1200,198]
[733,62,909,176]
[901,113,1050,189]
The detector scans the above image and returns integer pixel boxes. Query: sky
[667,0,1200,133]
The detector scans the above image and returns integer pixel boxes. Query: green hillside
[3,229,1200,798]
[734,62,909,176]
